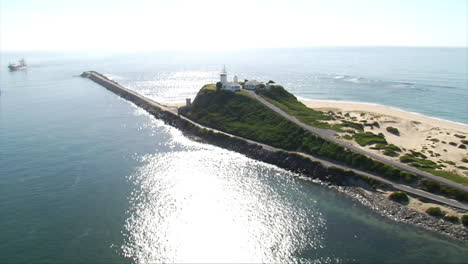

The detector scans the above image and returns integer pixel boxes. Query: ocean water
[1,48,467,263]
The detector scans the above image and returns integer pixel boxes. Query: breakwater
[81,71,370,187]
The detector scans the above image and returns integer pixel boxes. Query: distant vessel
[8,59,27,71]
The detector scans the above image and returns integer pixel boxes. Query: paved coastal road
[247,90,468,193]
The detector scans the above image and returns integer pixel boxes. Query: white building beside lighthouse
[220,65,241,92]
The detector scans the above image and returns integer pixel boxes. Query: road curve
[247,90,468,193]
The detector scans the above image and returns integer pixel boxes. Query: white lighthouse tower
[220,65,227,84]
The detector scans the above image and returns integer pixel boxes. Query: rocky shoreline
[332,185,468,242]
[179,129,468,242]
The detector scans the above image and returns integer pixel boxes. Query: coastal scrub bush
[386,126,400,136]
[442,160,456,165]
[409,150,427,159]
[371,144,401,157]
[454,134,466,139]
[383,149,399,157]
[341,121,364,131]
[462,215,468,226]
[463,157,468,163]
[399,154,439,169]
[389,191,409,204]
[420,179,468,201]
[443,215,459,223]
[400,171,417,183]
[256,85,332,129]
[426,207,445,217]
[461,140,468,145]
[353,132,387,146]
[422,169,468,186]
[420,179,441,193]
[216,82,222,91]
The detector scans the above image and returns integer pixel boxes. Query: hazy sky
[1,0,466,51]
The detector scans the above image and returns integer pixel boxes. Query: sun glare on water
[120,119,326,263]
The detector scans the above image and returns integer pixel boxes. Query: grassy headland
[183,84,468,202]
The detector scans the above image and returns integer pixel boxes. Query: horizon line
[1,44,467,53]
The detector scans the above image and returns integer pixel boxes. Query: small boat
[8,59,27,71]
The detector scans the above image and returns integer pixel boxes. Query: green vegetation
[462,215,468,226]
[463,157,468,163]
[454,134,466,139]
[443,215,459,223]
[256,85,332,129]
[449,142,457,146]
[185,85,418,186]
[353,132,387,146]
[203,83,216,91]
[425,207,445,217]
[420,169,468,186]
[383,149,399,157]
[186,87,306,149]
[341,121,364,131]
[442,160,456,165]
[215,82,222,91]
[371,144,397,151]
[429,138,440,143]
[185,84,468,202]
[371,143,401,157]
[388,191,409,204]
[399,150,468,185]
[399,153,440,169]
[420,179,468,201]
[386,126,400,136]
[461,140,468,145]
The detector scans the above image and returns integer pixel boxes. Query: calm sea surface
[1,48,467,263]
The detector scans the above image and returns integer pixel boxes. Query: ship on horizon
[8,59,27,71]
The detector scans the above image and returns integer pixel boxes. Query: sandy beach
[302,99,468,177]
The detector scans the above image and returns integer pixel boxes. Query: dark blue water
[1,48,467,263]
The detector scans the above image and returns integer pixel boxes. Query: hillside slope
[183,85,468,202]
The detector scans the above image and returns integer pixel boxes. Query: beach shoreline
[300,99,468,178]
[300,99,468,131]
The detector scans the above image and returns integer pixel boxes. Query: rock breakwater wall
[81,71,370,187]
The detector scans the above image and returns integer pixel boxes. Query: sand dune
[302,100,468,177]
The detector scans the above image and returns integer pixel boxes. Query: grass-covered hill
[186,84,305,149]
[260,86,468,186]
[183,84,468,202]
